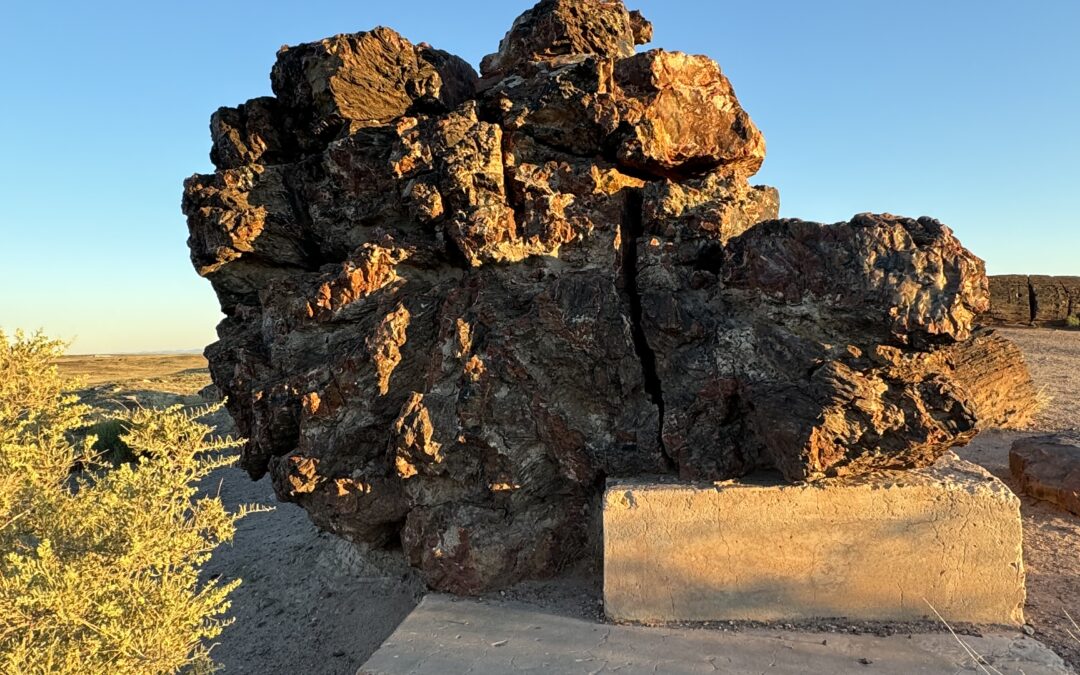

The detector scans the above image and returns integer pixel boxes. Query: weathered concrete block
[604,453,1025,625]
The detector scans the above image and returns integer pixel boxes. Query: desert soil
[956,327,1080,670]
[64,327,1080,673]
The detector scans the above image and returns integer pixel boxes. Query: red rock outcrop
[184,0,1038,592]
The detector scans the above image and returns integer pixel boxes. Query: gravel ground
[955,327,1080,670]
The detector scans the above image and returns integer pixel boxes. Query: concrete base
[604,453,1025,624]
[358,595,1069,674]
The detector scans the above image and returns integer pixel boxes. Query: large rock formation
[184,0,1038,592]
[986,274,1080,325]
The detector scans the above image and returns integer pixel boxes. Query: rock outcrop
[184,0,1038,592]
[1011,435,1080,515]
[986,275,1080,325]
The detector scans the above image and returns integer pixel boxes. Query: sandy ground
[956,327,1080,669]
[62,327,1080,673]
[198,466,423,674]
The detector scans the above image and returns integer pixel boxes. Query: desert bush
[86,417,134,464]
[1066,314,1080,329]
[0,330,256,674]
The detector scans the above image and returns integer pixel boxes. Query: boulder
[639,212,991,481]
[480,0,650,79]
[183,0,1039,592]
[1010,435,1080,515]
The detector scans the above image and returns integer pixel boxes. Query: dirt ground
[61,326,1080,673]
[955,327,1080,670]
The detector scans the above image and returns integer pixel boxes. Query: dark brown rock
[1010,435,1080,515]
[638,212,990,481]
[482,49,765,180]
[183,0,1038,592]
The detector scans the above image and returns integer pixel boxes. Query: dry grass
[924,599,1004,675]
[1067,608,1080,646]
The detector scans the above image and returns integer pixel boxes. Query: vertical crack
[1026,275,1037,324]
[620,188,673,470]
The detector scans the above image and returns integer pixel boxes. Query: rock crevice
[618,187,670,469]
[184,0,1039,592]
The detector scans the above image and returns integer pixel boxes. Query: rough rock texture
[940,329,1041,429]
[1011,435,1080,515]
[987,274,1080,325]
[604,453,1026,624]
[184,0,1038,591]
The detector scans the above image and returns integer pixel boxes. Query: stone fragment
[483,49,766,180]
[270,27,476,148]
[613,50,766,178]
[480,0,647,79]
[604,453,1026,624]
[1010,435,1080,515]
[938,329,1040,429]
[210,97,298,170]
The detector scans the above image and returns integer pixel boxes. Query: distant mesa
[182,0,1039,592]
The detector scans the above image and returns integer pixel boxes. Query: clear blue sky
[1,1,1077,353]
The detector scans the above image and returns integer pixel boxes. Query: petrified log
[1029,275,1080,324]
[987,275,1033,325]
[184,0,1038,591]
[986,274,1080,325]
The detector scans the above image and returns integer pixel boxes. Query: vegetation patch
[0,330,261,674]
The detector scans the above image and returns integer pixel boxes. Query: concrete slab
[357,595,1070,674]
[604,453,1025,624]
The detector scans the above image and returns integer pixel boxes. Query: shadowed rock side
[183,0,1038,591]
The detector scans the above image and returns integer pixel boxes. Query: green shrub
[86,417,133,464]
[0,330,258,674]
[1066,314,1080,329]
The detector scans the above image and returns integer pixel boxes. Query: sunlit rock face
[183,0,1036,593]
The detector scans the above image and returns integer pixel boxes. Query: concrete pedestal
[603,453,1025,624]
